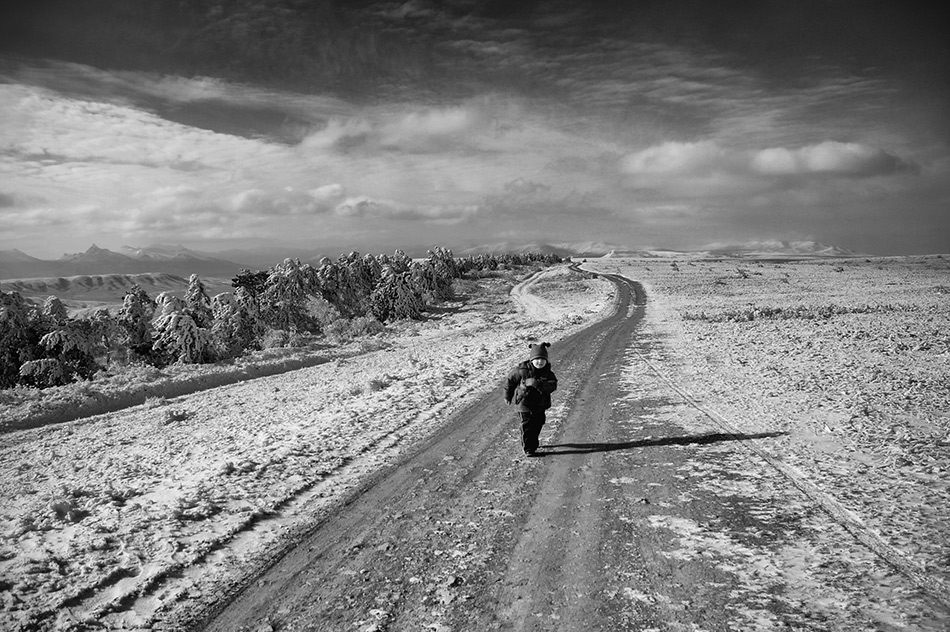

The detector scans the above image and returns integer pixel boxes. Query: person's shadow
[539,431,786,455]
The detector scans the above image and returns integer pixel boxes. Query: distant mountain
[698,240,863,258]
[0,245,246,280]
[0,249,44,263]
[0,249,62,278]
[601,249,665,258]
[117,244,230,262]
[59,244,143,271]
[458,242,576,258]
[550,242,631,257]
[455,239,864,260]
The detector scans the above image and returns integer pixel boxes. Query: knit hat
[529,342,550,360]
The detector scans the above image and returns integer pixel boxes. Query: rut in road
[195,273,645,632]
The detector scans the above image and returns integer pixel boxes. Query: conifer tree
[184,274,213,328]
[117,285,156,358]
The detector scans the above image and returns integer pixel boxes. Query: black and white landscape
[1,2,948,631]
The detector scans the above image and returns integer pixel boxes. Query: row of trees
[0,249,562,389]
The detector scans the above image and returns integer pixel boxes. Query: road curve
[191,272,643,631]
[193,271,948,632]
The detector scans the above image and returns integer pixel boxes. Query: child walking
[504,342,558,457]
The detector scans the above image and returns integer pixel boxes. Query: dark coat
[505,361,558,413]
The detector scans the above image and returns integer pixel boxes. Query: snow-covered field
[585,254,950,609]
[0,265,616,631]
[3,256,949,630]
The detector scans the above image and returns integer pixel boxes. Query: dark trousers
[519,411,546,453]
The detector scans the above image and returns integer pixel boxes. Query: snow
[587,255,950,608]
[3,256,948,630]
[0,265,615,631]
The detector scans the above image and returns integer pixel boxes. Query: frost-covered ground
[0,266,615,631]
[585,255,950,610]
[3,256,949,631]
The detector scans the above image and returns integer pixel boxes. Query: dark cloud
[2,1,947,256]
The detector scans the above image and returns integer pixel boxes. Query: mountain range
[0,240,866,282]
[0,244,249,281]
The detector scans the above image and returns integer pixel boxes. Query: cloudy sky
[1,0,948,258]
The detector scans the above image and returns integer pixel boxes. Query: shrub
[682,303,905,323]
[324,316,386,342]
[19,359,66,388]
[260,329,308,349]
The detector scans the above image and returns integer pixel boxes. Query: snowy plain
[2,255,949,631]
[0,265,616,631]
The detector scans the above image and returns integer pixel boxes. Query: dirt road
[192,273,947,632]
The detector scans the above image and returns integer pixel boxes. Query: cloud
[4,49,942,259]
[622,141,728,176]
[1,206,73,229]
[334,196,478,222]
[309,184,347,204]
[623,140,913,182]
[0,192,19,208]
[380,106,483,151]
[300,118,375,152]
[751,141,914,177]
[227,187,341,216]
[300,102,491,155]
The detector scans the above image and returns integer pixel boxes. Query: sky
[1,0,948,259]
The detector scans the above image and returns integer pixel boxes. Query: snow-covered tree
[90,308,121,367]
[371,265,425,322]
[231,269,269,300]
[210,289,264,359]
[315,252,382,318]
[152,310,212,365]
[117,285,156,358]
[1,291,44,387]
[413,253,456,303]
[184,274,213,328]
[262,258,320,332]
[39,318,101,381]
[155,291,185,317]
[18,358,65,388]
[42,296,69,326]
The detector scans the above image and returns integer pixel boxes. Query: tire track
[193,272,642,632]
[195,269,947,631]
[631,342,950,610]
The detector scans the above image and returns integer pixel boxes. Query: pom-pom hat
[529,342,550,360]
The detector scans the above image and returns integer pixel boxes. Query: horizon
[2,1,948,259]
[4,238,930,265]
